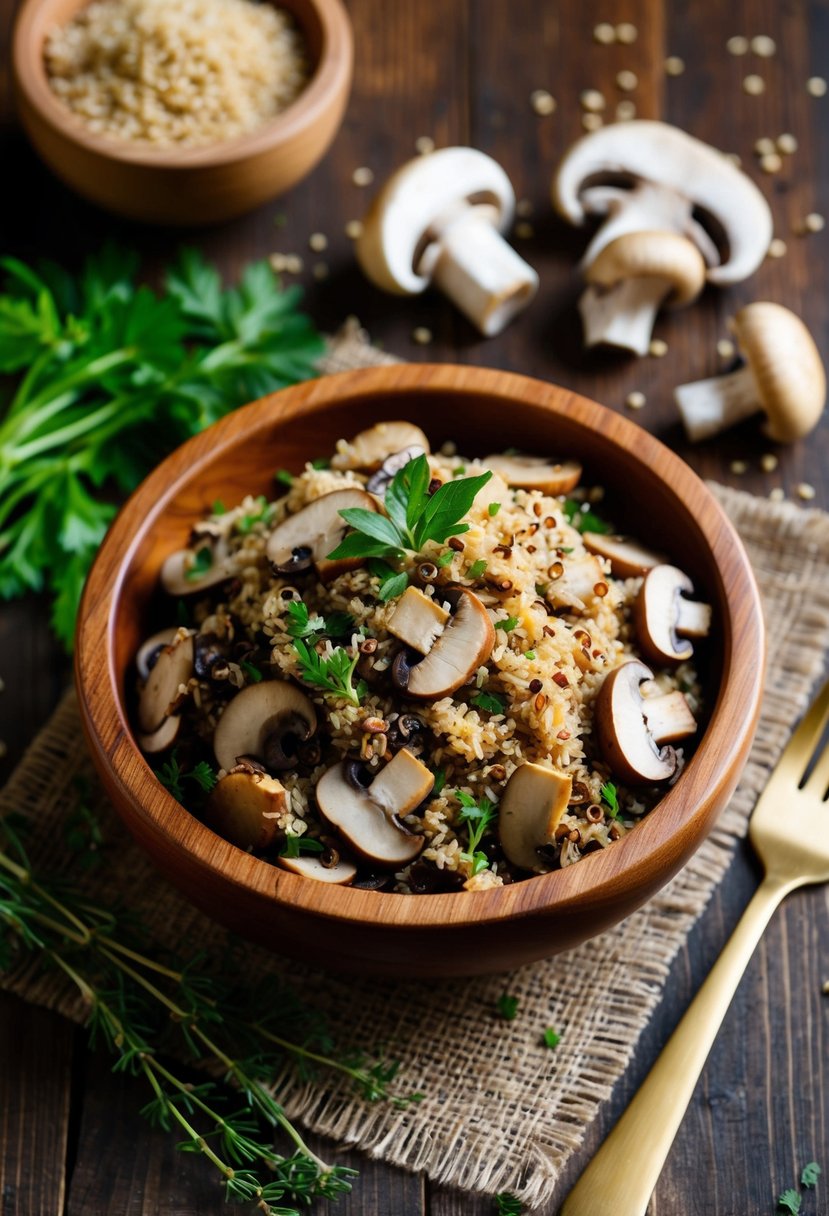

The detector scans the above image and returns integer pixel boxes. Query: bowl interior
[85,366,763,934]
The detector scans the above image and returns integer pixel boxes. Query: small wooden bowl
[12,0,352,225]
[75,365,765,977]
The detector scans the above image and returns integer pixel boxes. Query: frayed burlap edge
[2,330,829,1207]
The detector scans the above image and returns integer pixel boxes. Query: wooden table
[1,1,828,1212]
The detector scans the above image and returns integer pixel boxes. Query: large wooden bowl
[12,0,352,225]
[75,365,765,977]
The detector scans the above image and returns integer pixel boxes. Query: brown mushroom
[582,533,664,578]
[213,681,317,773]
[277,853,357,884]
[331,421,430,471]
[391,587,495,699]
[137,713,181,754]
[136,627,180,679]
[498,763,573,872]
[204,769,287,850]
[160,546,242,596]
[137,632,195,733]
[315,749,431,866]
[595,659,697,785]
[266,488,379,582]
[387,586,449,653]
[545,555,607,613]
[482,454,582,495]
[634,565,712,665]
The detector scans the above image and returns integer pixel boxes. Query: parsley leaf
[367,558,409,602]
[471,690,506,715]
[600,781,620,819]
[455,790,498,860]
[495,1194,523,1215]
[467,559,488,578]
[430,768,446,796]
[801,1162,821,1188]
[240,659,263,683]
[292,639,364,706]
[154,751,217,800]
[495,616,519,632]
[496,994,520,1021]
[542,1027,561,1049]
[437,551,455,568]
[285,601,326,639]
[777,1189,802,1214]
[280,834,325,858]
[563,499,612,535]
[189,761,218,793]
[488,502,501,517]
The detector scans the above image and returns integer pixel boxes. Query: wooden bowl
[75,365,765,977]
[12,0,352,225]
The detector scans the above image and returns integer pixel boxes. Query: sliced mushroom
[137,633,195,733]
[366,445,427,496]
[137,713,181,754]
[579,231,707,355]
[315,749,431,866]
[387,586,449,653]
[277,853,357,884]
[331,421,430,471]
[482,454,582,496]
[391,587,495,699]
[582,533,664,578]
[634,565,712,665]
[136,628,180,679]
[675,303,826,443]
[356,147,538,336]
[204,770,287,851]
[266,488,379,582]
[160,546,242,596]
[595,659,697,785]
[642,690,698,745]
[545,555,606,613]
[499,763,573,872]
[213,681,317,773]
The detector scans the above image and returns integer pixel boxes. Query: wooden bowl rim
[75,363,765,931]
[12,0,353,168]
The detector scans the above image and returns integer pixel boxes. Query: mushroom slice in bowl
[213,681,317,774]
[160,546,242,596]
[278,853,357,884]
[634,564,712,665]
[316,749,432,866]
[499,763,573,872]
[482,454,582,495]
[204,769,287,851]
[137,713,182,754]
[391,587,495,699]
[595,659,697,785]
[387,586,449,653]
[582,532,664,578]
[331,420,430,471]
[137,631,194,734]
[266,488,379,582]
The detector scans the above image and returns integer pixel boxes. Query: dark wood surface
[1,0,827,1212]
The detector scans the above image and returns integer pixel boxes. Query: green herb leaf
[280,834,325,858]
[467,559,488,578]
[495,1193,523,1215]
[189,761,218,793]
[600,781,620,819]
[542,1027,561,1049]
[285,600,325,639]
[184,547,213,581]
[496,994,520,1021]
[378,570,409,602]
[488,502,501,517]
[471,691,506,715]
[437,551,455,568]
[240,659,263,684]
[563,499,612,535]
[311,456,330,470]
[212,499,226,515]
[430,767,446,796]
[525,650,536,660]
[495,616,519,632]
[801,1162,821,1188]
[292,638,363,706]
[275,469,294,487]
[455,790,498,858]
[323,611,356,638]
[777,1189,802,1214]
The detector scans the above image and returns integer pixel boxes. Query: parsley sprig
[285,600,355,640]
[327,454,491,563]
[154,751,217,801]
[600,781,620,819]
[455,790,498,874]
[292,639,365,706]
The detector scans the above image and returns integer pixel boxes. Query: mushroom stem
[430,212,539,336]
[579,181,720,270]
[674,365,759,442]
[578,277,674,355]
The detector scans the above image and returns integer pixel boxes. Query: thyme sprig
[0,817,419,1211]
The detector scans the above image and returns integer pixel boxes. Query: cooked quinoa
[45,0,308,147]
[134,426,706,894]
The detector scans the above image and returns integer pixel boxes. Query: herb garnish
[467,558,488,578]
[327,454,491,563]
[292,639,365,706]
[488,502,501,517]
[471,690,506,715]
[495,616,519,632]
[280,834,325,858]
[437,551,455,568]
[496,993,520,1021]
[430,767,447,796]
[563,499,613,535]
[455,790,498,874]
[495,1194,523,1215]
[801,1163,821,1188]
[778,1190,802,1214]
[285,601,356,640]
[542,1027,561,1049]
[368,558,410,602]
[155,751,217,800]
[241,658,263,683]
[0,245,322,647]
[185,546,213,581]
[600,781,620,819]
[275,468,295,487]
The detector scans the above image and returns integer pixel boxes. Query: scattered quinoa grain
[580,88,605,112]
[727,35,749,55]
[615,99,637,120]
[283,254,303,274]
[717,338,736,359]
[754,136,776,156]
[515,221,534,239]
[615,22,637,43]
[593,21,616,43]
[530,89,556,115]
[648,338,668,357]
[751,34,776,56]
[582,112,603,131]
[760,152,782,173]
[415,135,435,155]
[796,482,816,500]
[730,459,748,475]
[768,238,787,258]
[807,76,827,97]
[625,390,646,410]
[665,56,685,76]
[352,166,374,186]
[777,133,798,154]
[308,232,328,252]
[761,453,779,472]
[312,262,329,280]
[743,74,766,95]
[616,69,638,91]
[412,326,433,346]
[805,212,825,232]
[769,487,785,501]
[344,219,363,240]
[516,198,534,217]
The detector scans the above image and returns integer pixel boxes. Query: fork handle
[560,874,797,1216]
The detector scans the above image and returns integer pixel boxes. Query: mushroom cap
[595,659,678,785]
[482,454,582,496]
[266,488,379,581]
[732,302,827,442]
[634,564,703,666]
[136,627,180,680]
[137,633,194,733]
[213,681,316,773]
[137,713,181,754]
[584,231,707,307]
[582,532,664,578]
[277,853,357,884]
[315,750,430,866]
[331,421,430,471]
[399,587,496,699]
[499,763,573,872]
[552,120,773,284]
[356,147,516,295]
[204,770,286,851]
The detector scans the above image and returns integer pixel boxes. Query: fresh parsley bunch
[0,245,323,648]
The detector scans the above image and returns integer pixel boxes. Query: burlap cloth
[3,329,829,1208]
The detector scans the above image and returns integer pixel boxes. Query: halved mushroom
[136,628,180,679]
[595,659,697,785]
[213,681,317,773]
[498,763,573,872]
[391,587,495,699]
[204,769,287,851]
[545,555,606,613]
[137,713,181,754]
[634,565,712,666]
[387,586,449,653]
[277,853,357,884]
[579,231,707,355]
[582,533,664,578]
[331,421,430,471]
[356,147,538,336]
[482,454,582,496]
[675,303,826,443]
[266,488,379,582]
[137,633,195,733]
[366,445,427,496]
[553,121,773,354]
[160,546,242,597]
[315,749,431,866]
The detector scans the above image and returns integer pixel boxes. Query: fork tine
[786,676,829,780]
[803,733,829,798]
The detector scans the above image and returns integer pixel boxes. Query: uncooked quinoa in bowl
[133,420,712,894]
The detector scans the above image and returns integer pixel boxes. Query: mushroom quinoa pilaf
[134,422,711,893]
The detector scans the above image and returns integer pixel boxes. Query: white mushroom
[331,421,430,471]
[387,586,449,653]
[553,121,773,353]
[204,769,287,851]
[674,303,826,442]
[595,659,697,784]
[545,555,607,614]
[482,454,582,495]
[137,713,181,754]
[356,146,538,336]
[266,488,379,582]
[579,231,707,355]
[136,628,180,679]
[160,546,242,597]
[315,749,431,866]
[277,853,357,884]
[137,633,194,734]
[634,565,712,665]
[391,587,495,698]
[213,681,317,773]
[498,763,573,872]
[582,533,664,578]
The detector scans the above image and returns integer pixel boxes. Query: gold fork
[561,677,829,1216]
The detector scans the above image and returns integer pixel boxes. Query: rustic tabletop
[1,0,828,1213]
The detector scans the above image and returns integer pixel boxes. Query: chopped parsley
[495,616,519,632]
[292,638,365,706]
[437,551,455,568]
[185,546,213,581]
[494,1194,523,1215]
[311,457,330,470]
[212,499,226,515]
[801,1163,821,1188]
[600,781,620,819]
[467,558,488,579]
[240,659,263,683]
[778,1190,802,1214]
[455,790,498,869]
[285,601,355,639]
[453,465,467,477]
[280,834,325,859]
[525,650,536,660]
[563,498,612,535]
[237,495,273,533]
[496,994,520,1021]
[154,751,217,801]
[471,690,506,715]
[488,502,501,517]
[274,468,294,487]
[542,1027,561,1049]
[368,558,409,602]
[430,767,447,796]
